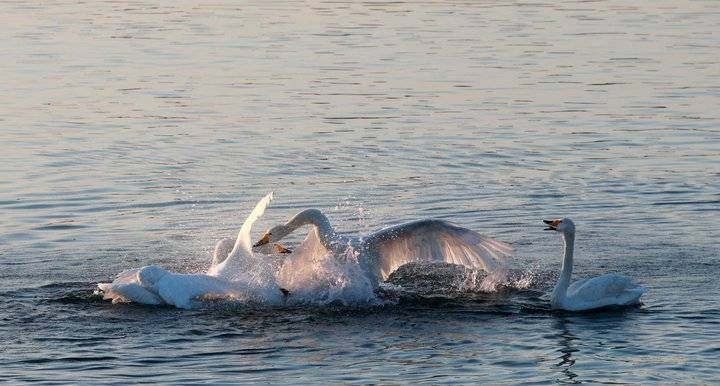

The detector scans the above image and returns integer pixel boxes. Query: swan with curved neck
[544,218,646,311]
[254,208,513,287]
[255,209,346,254]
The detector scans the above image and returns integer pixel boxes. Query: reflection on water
[1,0,719,384]
[553,317,580,384]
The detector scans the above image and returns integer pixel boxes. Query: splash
[277,240,382,306]
[98,193,284,308]
[97,194,515,309]
[457,268,534,293]
[97,193,384,309]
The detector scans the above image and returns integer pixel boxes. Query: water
[1,0,719,383]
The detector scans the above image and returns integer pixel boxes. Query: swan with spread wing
[253,209,513,287]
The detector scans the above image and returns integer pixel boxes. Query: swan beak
[253,233,270,247]
[274,244,292,254]
[543,219,560,231]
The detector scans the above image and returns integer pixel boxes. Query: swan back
[137,265,170,288]
[562,274,647,310]
[97,268,165,305]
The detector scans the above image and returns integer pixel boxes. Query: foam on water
[277,244,383,306]
[98,253,395,309]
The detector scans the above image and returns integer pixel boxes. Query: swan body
[98,193,283,308]
[544,218,646,311]
[254,209,512,288]
[97,267,165,305]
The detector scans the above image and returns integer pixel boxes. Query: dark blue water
[1,0,719,383]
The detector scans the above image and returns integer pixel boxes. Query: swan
[98,192,284,308]
[544,218,647,311]
[253,209,513,288]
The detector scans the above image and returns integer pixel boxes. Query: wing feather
[209,192,273,277]
[234,192,274,257]
[568,274,646,305]
[366,219,512,280]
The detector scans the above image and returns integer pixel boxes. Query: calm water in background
[1,1,719,384]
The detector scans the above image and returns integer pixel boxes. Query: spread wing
[232,192,274,258]
[365,219,512,280]
[208,192,273,277]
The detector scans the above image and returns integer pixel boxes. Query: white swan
[98,192,283,308]
[544,218,647,311]
[253,209,513,288]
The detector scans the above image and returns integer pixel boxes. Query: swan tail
[621,285,647,305]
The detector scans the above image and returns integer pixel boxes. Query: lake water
[1,0,719,384]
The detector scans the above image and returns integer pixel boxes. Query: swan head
[214,235,291,257]
[253,209,330,250]
[543,218,575,234]
[253,225,293,248]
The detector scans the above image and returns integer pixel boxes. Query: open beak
[543,219,560,231]
[274,244,292,254]
[253,233,270,247]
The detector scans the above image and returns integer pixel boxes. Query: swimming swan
[253,209,513,287]
[544,218,647,311]
[98,192,283,308]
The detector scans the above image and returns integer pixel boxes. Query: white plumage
[544,218,647,311]
[98,193,282,308]
[254,209,513,288]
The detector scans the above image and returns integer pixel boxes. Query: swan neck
[290,209,337,250]
[560,232,574,282]
[553,231,575,304]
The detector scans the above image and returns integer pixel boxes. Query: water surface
[1,1,719,384]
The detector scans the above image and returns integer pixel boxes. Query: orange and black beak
[253,232,270,247]
[274,244,292,254]
[544,219,560,231]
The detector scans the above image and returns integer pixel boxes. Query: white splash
[97,193,383,309]
[98,193,284,309]
[276,233,380,306]
[97,194,512,309]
